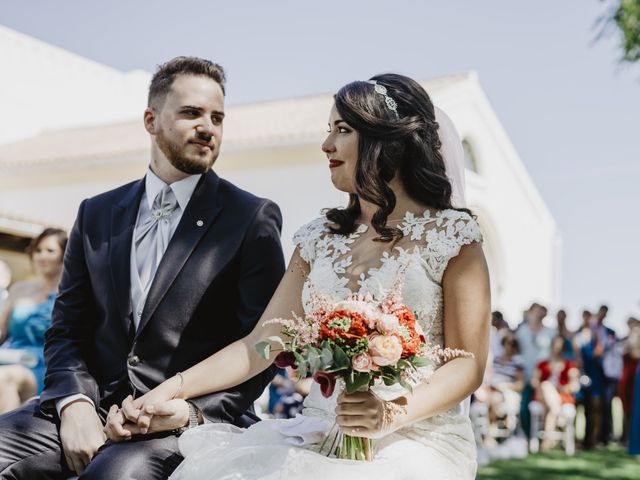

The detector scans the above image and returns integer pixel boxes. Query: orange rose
[393,306,423,357]
[319,309,368,345]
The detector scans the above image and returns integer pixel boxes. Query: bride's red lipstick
[329,159,344,169]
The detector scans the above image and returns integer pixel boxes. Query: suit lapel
[109,179,145,335]
[136,170,222,337]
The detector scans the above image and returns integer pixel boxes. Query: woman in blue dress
[0,228,66,413]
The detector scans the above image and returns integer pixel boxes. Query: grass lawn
[477,446,640,480]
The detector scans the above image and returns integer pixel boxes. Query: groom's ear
[144,107,157,135]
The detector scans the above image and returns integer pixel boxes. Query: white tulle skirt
[169,411,477,480]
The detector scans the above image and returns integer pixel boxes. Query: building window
[462,139,479,173]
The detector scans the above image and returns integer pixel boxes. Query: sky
[1,0,638,333]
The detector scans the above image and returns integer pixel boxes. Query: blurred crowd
[470,303,640,462]
[1,229,639,462]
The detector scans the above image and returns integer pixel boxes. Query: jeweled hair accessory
[367,80,399,118]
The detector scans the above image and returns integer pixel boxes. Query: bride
[107,73,490,479]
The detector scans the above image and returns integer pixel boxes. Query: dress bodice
[169,209,483,480]
[294,208,482,346]
[292,208,482,419]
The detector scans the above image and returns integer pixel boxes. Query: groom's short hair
[148,56,226,108]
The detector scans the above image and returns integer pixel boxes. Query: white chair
[528,400,576,455]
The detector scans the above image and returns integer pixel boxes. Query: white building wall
[0,25,150,144]
[436,75,560,325]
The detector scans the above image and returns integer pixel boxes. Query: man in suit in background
[0,56,284,479]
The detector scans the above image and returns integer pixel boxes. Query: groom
[0,57,284,479]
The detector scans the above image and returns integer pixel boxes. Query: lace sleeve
[451,211,483,248]
[292,216,328,264]
[431,209,483,282]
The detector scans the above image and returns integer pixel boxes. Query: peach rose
[368,334,403,366]
[351,353,373,373]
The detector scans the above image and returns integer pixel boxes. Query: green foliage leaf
[345,371,371,394]
[294,351,308,377]
[320,347,333,369]
[332,345,350,370]
[382,372,400,386]
[397,359,412,370]
[399,378,414,394]
[307,346,321,372]
[410,355,429,367]
[265,335,286,349]
[255,341,270,359]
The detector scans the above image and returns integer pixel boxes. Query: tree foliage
[599,0,640,63]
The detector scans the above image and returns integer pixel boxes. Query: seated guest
[489,310,510,358]
[489,333,524,435]
[0,228,66,413]
[516,302,554,437]
[0,259,11,312]
[531,335,579,451]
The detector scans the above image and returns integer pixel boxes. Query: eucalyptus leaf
[382,373,400,386]
[399,378,414,394]
[294,351,308,377]
[307,347,321,371]
[345,372,371,394]
[255,341,271,359]
[266,336,286,349]
[333,345,350,370]
[320,347,333,368]
[397,359,411,370]
[411,356,429,367]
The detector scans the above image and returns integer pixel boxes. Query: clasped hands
[104,388,407,442]
[104,391,188,441]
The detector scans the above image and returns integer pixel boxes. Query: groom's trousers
[0,400,183,480]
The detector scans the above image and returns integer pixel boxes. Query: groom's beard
[155,128,218,175]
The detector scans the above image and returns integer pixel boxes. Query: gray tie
[135,186,179,290]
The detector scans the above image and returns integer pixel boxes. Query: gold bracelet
[172,372,184,400]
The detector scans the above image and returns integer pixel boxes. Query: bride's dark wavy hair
[326,73,471,241]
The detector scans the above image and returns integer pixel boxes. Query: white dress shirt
[56,168,202,417]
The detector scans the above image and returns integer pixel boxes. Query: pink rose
[368,334,403,366]
[351,353,373,373]
[376,313,400,334]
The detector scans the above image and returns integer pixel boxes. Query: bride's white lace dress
[170,209,482,480]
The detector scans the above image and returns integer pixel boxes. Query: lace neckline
[317,209,446,295]
[354,208,436,229]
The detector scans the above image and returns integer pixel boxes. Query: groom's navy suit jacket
[40,170,284,423]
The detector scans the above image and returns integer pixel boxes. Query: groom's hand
[59,399,107,474]
[102,394,141,441]
[104,399,190,440]
[103,404,132,442]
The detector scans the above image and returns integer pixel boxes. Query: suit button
[128,355,140,367]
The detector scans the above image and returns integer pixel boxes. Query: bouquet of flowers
[255,276,472,461]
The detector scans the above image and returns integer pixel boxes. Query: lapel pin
[196,220,204,227]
